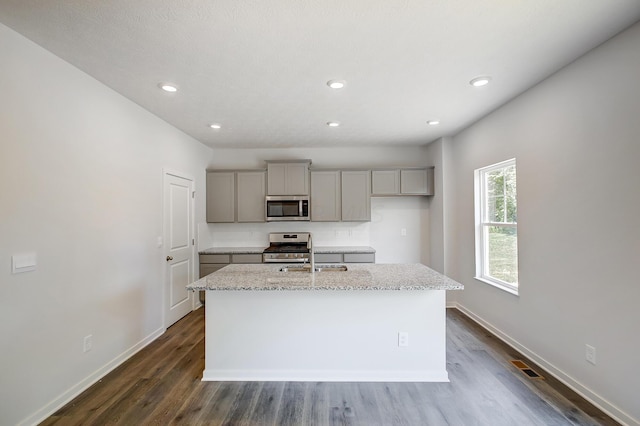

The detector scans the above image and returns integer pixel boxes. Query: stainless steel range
[263,232,310,263]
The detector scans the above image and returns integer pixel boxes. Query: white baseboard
[453,302,637,426]
[19,326,166,426]
[202,369,449,383]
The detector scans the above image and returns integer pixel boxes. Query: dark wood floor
[41,308,619,425]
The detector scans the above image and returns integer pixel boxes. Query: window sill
[474,276,519,296]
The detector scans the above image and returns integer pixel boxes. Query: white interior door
[164,171,194,328]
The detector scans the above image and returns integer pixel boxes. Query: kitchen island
[187,263,462,382]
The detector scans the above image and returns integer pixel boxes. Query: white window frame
[474,158,519,295]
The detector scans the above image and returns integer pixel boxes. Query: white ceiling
[1,1,639,149]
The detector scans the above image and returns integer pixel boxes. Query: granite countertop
[187,263,463,291]
[199,246,376,255]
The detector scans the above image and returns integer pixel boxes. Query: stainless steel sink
[279,265,348,273]
[278,266,310,273]
[316,265,348,272]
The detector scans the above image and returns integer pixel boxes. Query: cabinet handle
[166,256,173,261]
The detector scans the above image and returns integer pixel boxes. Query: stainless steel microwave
[265,195,310,221]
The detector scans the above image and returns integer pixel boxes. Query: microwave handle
[299,200,303,217]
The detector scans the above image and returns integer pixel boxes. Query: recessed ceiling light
[327,121,341,127]
[469,76,491,87]
[209,123,221,129]
[159,83,178,92]
[427,120,440,126]
[327,80,346,89]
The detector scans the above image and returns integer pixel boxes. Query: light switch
[12,252,37,274]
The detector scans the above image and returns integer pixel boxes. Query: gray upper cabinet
[206,172,235,223]
[237,171,266,222]
[266,161,310,195]
[341,170,371,221]
[371,170,400,195]
[401,168,434,195]
[372,168,435,196]
[208,162,431,224]
[207,170,266,223]
[310,170,341,221]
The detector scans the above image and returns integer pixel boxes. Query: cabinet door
[341,171,371,221]
[206,172,235,222]
[343,253,375,263]
[231,254,263,263]
[372,170,400,195]
[267,163,287,195]
[310,171,341,221]
[200,254,231,263]
[199,263,226,278]
[285,163,309,195]
[314,253,343,263]
[267,162,309,195]
[237,171,266,222]
[401,169,432,195]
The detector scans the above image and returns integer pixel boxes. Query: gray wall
[445,22,640,424]
[0,23,212,425]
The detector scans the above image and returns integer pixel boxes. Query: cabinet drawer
[200,254,231,264]
[200,264,226,278]
[315,253,343,263]
[343,253,375,263]
[231,254,263,264]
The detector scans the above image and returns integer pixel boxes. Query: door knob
[166,256,173,261]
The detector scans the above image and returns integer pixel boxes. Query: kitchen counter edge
[187,263,463,291]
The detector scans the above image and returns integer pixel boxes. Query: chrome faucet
[307,233,315,273]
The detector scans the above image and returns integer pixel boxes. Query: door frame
[162,168,196,329]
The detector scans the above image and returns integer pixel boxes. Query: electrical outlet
[401,228,407,236]
[83,335,93,353]
[585,344,596,365]
[398,332,409,347]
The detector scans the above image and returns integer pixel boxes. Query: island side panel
[203,289,448,382]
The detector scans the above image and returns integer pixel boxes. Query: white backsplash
[198,221,370,249]
[197,197,429,264]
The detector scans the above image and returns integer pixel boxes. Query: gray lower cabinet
[341,170,371,221]
[199,254,230,278]
[199,253,263,277]
[315,252,375,263]
[198,252,263,303]
[230,254,263,263]
[310,170,341,221]
[344,253,376,263]
[314,253,342,263]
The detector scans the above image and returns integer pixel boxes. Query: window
[475,159,518,294]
